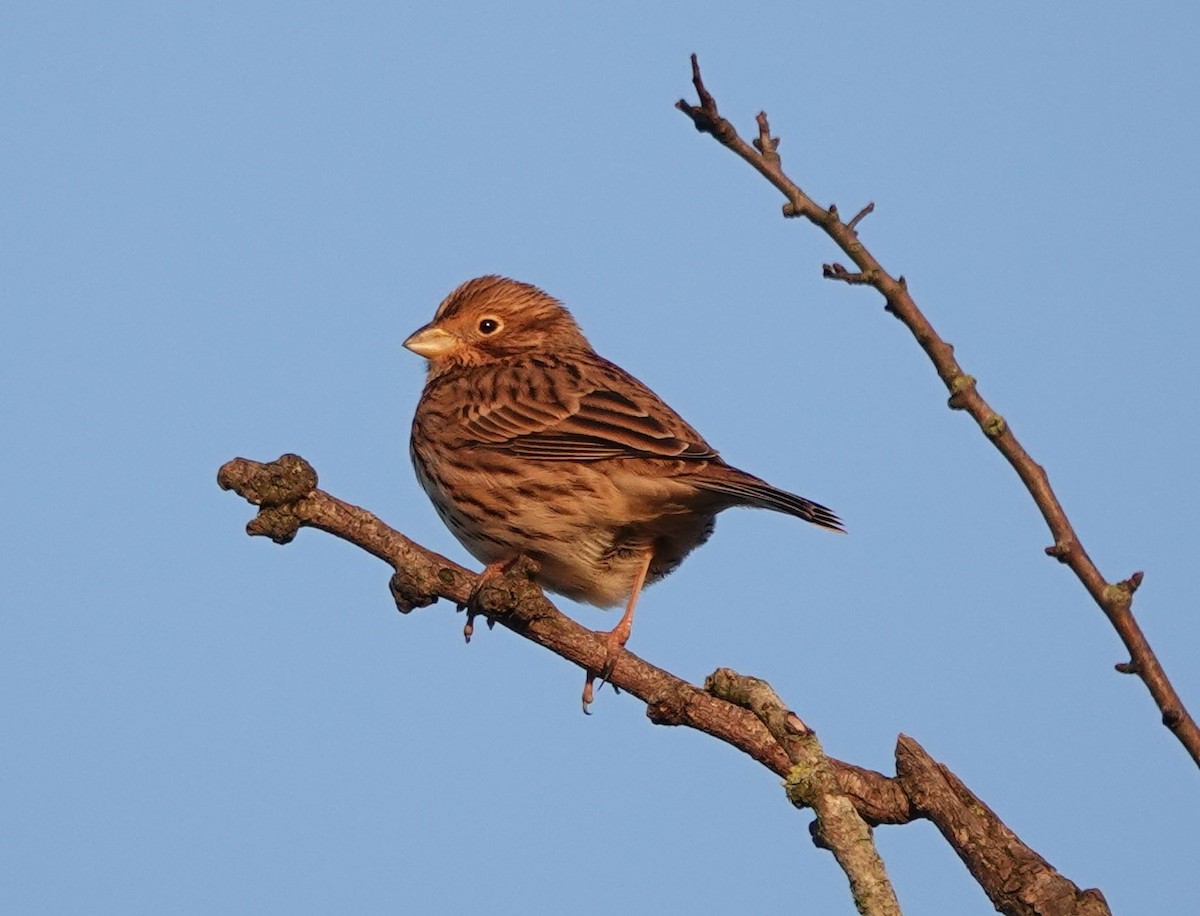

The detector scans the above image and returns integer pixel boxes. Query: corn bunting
[405,276,841,709]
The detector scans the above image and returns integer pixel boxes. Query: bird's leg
[582,549,653,713]
[462,557,516,643]
[601,560,649,676]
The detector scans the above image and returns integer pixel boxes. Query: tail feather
[694,472,844,533]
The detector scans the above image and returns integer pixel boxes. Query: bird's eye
[478,318,501,335]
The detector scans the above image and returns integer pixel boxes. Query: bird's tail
[694,469,844,533]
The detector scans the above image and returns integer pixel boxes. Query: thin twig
[847,202,875,232]
[675,54,1200,768]
[823,263,876,285]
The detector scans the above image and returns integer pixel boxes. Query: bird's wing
[460,353,718,461]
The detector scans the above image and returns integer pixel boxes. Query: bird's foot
[461,559,513,643]
[600,619,631,679]
[580,618,633,714]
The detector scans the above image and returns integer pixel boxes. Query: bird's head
[404,276,591,372]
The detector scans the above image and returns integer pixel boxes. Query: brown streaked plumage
[404,275,842,708]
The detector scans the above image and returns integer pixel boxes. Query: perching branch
[677,53,1200,769]
[217,456,896,804]
[219,453,1110,916]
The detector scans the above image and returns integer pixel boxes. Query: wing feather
[460,353,717,461]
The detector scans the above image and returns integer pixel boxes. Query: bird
[404,275,842,709]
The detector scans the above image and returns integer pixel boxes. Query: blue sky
[3,2,1198,913]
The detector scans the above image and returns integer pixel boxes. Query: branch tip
[752,111,780,163]
[675,53,734,141]
[822,263,873,285]
[1045,543,1071,562]
[847,202,875,232]
[218,453,318,508]
[688,52,708,102]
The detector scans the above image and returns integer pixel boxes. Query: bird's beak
[403,325,458,359]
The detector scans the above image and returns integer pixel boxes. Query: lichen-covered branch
[676,53,1200,768]
[708,669,901,916]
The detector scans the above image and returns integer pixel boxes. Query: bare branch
[896,737,1111,916]
[676,55,821,221]
[676,54,1200,768]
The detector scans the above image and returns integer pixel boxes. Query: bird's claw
[461,559,515,643]
[579,626,630,713]
[582,673,597,714]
